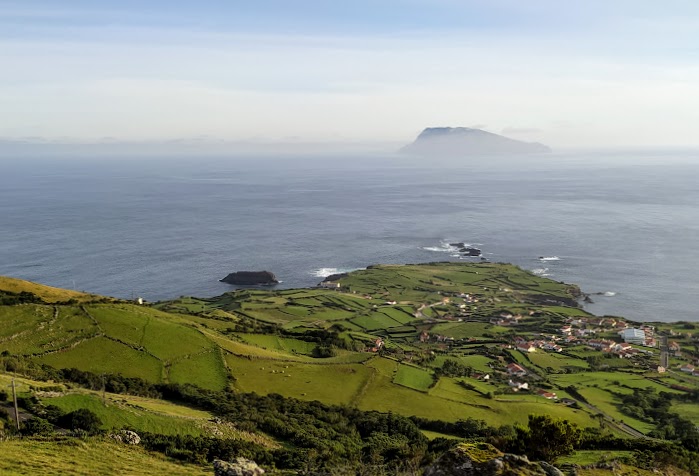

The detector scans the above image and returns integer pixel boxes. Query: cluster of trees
[435,359,473,378]
[19,402,102,437]
[0,290,43,306]
[620,388,699,449]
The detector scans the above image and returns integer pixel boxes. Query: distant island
[401,127,551,156]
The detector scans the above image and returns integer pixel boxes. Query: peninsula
[1,262,698,475]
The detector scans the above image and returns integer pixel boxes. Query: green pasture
[528,351,588,371]
[225,355,371,405]
[0,439,209,476]
[41,393,207,436]
[393,364,434,391]
[431,321,511,339]
[168,350,229,390]
[38,336,163,382]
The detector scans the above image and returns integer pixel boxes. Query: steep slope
[0,276,106,303]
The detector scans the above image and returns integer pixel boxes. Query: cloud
[501,127,542,135]
[2,3,699,147]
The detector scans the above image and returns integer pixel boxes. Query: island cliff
[219,271,279,285]
[401,127,551,156]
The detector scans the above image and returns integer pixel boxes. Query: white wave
[603,291,617,297]
[539,256,560,261]
[311,268,341,278]
[311,267,360,278]
[531,268,549,275]
[423,246,452,252]
[423,240,476,253]
[450,254,461,257]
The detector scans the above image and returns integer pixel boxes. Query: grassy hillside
[0,276,105,303]
[3,263,699,474]
[0,438,209,476]
[2,262,699,436]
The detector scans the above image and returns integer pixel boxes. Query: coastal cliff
[219,271,279,285]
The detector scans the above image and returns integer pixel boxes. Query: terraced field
[2,262,697,436]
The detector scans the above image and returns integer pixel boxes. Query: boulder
[422,443,563,476]
[108,430,140,445]
[219,271,279,286]
[213,458,265,476]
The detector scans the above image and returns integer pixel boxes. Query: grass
[40,393,209,436]
[37,337,164,382]
[575,386,654,434]
[237,334,317,355]
[0,276,105,303]
[393,364,434,391]
[225,355,372,406]
[0,438,209,476]
[0,305,53,339]
[670,403,699,425]
[350,313,403,331]
[432,322,511,339]
[528,351,589,371]
[168,350,229,391]
[557,450,634,466]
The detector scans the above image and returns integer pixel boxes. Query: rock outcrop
[422,443,564,476]
[213,458,265,476]
[108,430,141,445]
[220,271,279,286]
[401,127,551,156]
[322,272,349,282]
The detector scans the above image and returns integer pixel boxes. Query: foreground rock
[108,430,141,445]
[220,271,279,286]
[423,443,563,476]
[213,458,264,476]
[401,127,551,156]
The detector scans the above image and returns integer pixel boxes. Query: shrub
[22,417,55,436]
[59,408,102,434]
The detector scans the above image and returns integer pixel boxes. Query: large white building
[622,328,646,345]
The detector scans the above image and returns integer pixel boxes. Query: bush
[22,417,55,436]
[59,409,102,434]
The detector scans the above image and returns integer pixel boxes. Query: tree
[22,417,55,436]
[525,414,581,462]
[59,408,102,434]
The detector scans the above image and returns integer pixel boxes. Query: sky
[2,0,699,148]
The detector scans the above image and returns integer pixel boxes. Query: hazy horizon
[3,1,699,149]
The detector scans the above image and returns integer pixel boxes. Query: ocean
[1,150,697,322]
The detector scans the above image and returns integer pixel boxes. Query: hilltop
[2,262,699,474]
[0,276,107,304]
[401,127,551,156]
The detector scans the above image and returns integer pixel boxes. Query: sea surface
[1,151,698,322]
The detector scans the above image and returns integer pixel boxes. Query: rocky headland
[219,271,279,286]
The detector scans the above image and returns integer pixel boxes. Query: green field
[393,364,434,391]
[38,336,164,381]
[168,350,229,390]
[1,260,695,470]
[0,438,209,475]
[41,393,209,436]
[226,354,372,405]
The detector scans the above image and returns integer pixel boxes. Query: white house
[622,328,646,345]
